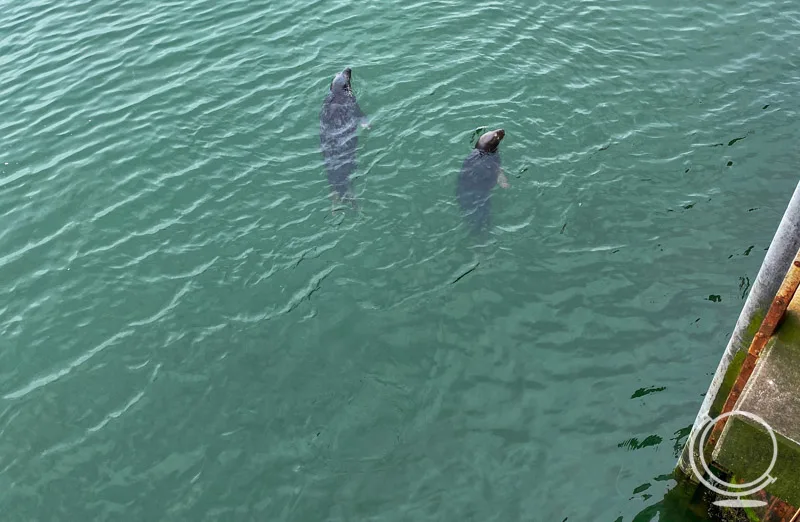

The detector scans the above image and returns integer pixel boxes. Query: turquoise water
[1,0,799,519]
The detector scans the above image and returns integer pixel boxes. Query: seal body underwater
[319,67,369,210]
[456,128,509,233]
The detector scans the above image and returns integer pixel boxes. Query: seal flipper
[328,184,358,214]
[344,192,358,210]
[355,103,370,129]
[497,168,509,189]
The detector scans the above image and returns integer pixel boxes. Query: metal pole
[678,181,800,478]
[706,248,800,449]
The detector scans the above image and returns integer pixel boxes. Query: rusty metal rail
[706,248,800,450]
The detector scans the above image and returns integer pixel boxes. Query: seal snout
[339,67,352,85]
[496,129,505,141]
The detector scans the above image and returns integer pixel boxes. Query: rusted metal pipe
[706,248,800,450]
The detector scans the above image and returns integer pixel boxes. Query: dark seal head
[475,128,505,153]
[456,128,510,234]
[330,67,352,95]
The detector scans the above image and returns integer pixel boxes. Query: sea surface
[1,0,799,520]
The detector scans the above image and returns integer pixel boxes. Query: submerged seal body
[319,67,368,209]
[456,128,509,233]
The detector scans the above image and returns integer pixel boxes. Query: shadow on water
[609,422,771,521]
[629,476,718,522]
[626,469,796,522]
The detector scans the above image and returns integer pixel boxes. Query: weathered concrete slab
[712,295,800,505]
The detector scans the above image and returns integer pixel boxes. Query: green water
[1,0,799,519]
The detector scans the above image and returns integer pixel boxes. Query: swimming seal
[319,67,369,210]
[456,128,509,233]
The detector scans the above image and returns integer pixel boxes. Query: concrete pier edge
[677,181,800,480]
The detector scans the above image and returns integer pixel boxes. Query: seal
[319,67,369,211]
[456,128,509,233]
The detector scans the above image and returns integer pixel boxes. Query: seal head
[475,129,505,153]
[330,67,353,97]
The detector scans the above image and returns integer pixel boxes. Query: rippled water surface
[2,0,800,519]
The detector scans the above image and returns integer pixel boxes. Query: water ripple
[0,0,799,519]
[3,329,135,400]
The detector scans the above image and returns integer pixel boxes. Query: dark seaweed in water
[457,148,502,234]
[319,68,366,205]
[469,127,487,145]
